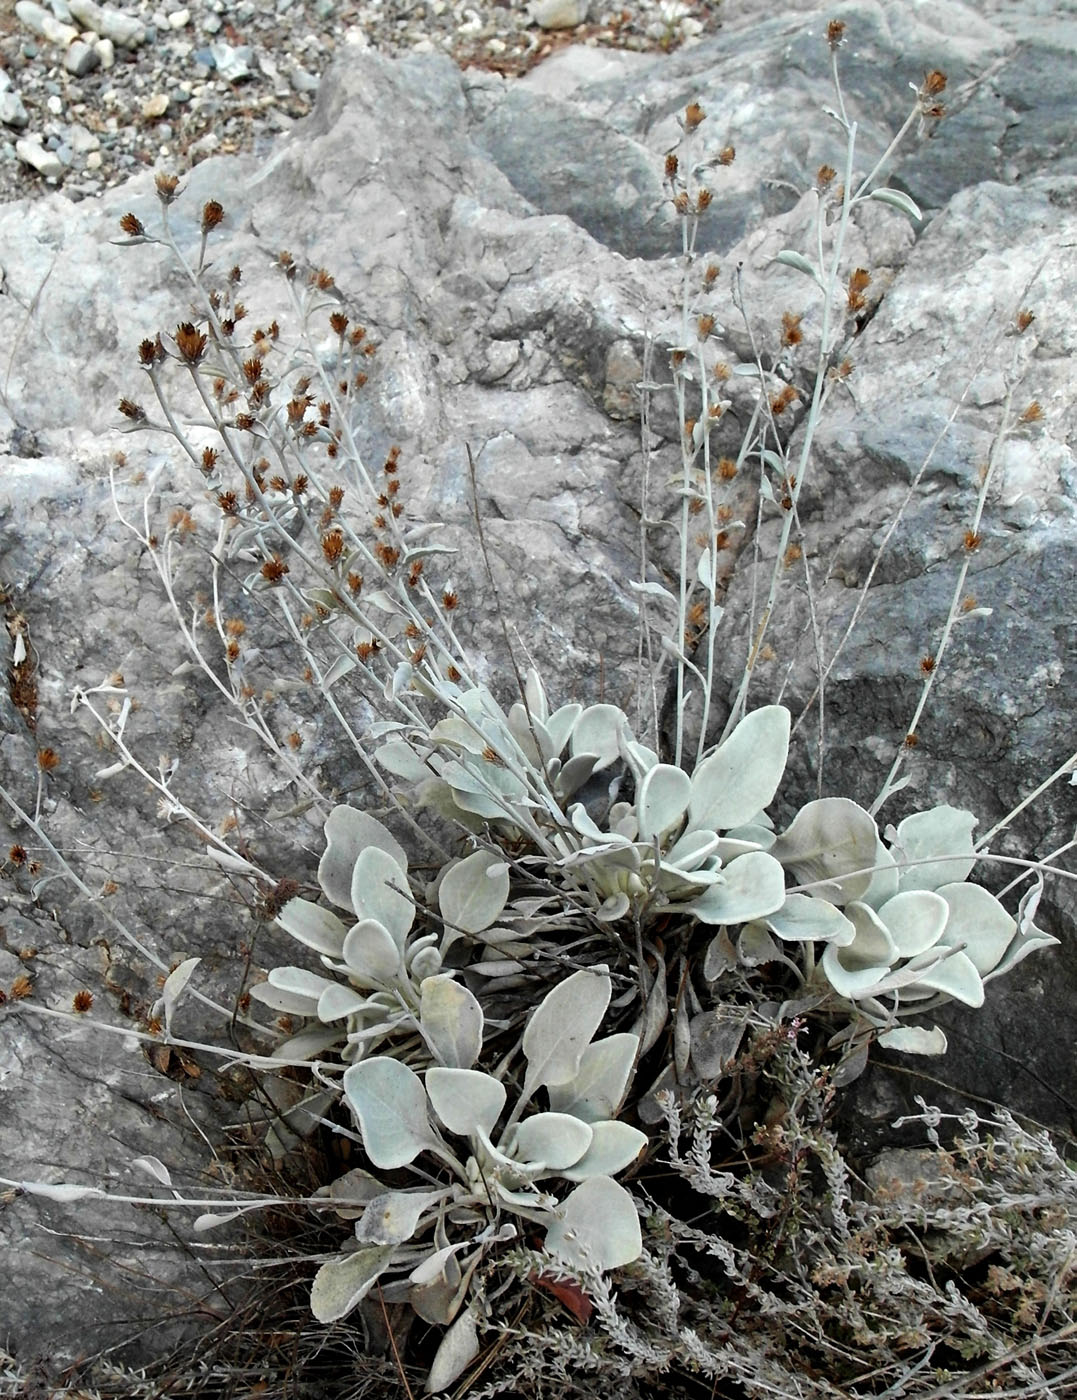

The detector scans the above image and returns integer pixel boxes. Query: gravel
[0,0,720,205]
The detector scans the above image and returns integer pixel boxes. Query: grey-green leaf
[689,706,790,832]
[351,847,414,948]
[354,1189,447,1246]
[438,849,510,935]
[276,897,348,958]
[547,1033,639,1123]
[319,805,410,911]
[310,1245,396,1323]
[774,249,820,282]
[421,974,484,1069]
[770,798,878,905]
[545,1176,642,1271]
[343,1057,441,1169]
[893,805,978,892]
[426,1307,479,1393]
[686,851,786,925]
[868,187,922,221]
[522,968,612,1098]
[426,1066,506,1139]
[636,763,692,841]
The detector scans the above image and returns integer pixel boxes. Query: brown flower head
[73,990,94,1013]
[260,556,289,584]
[683,101,705,132]
[330,311,349,336]
[717,145,735,166]
[174,322,207,365]
[154,172,180,203]
[118,398,146,421]
[1016,309,1035,333]
[826,19,846,48]
[321,530,345,564]
[120,212,145,237]
[201,200,225,234]
[846,267,871,314]
[780,311,804,347]
[37,747,60,772]
[816,164,836,189]
[139,336,164,367]
[664,152,679,179]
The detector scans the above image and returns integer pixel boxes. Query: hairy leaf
[439,849,510,934]
[421,975,484,1069]
[522,968,612,1098]
[310,1245,396,1323]
[318,805,409,911]
[343,1058,441,1168]
[689,706,790,832]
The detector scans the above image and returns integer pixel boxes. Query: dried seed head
[328,485,345,509]
[826,19,846,48]
[277,250,296,279]
[217,491,239,515]
[781,311,804,347]
[688,495,705,516]
[673,191,691,215]
[154,172,180,202]
[770,384,800,414]
[919,654,936,675]
[703,263,720,286]
[717,145,735,166]
[446,664,462,683]
[312,267,335,290]
[260,556,289,584]
[10,975,32,1000]
[73,990,94,1013]
[287,732,302,751]
[201,446,218,475]
[376,543,400,568]
[964,530,982,553]
[321,530,345,564]
[713,361,731,382]
[960,594,978,613]
[120,211,145,237]
[816,164,836,188]
[37,747,60,772]
[8,845,27,866]
[683,101,705,131]
[696,187,713,211]
[904,732,919,748]
[664,152,679,179]
[697,313,716,339]
[442,590,459,611]
[201,200,225,234]
[242,357,263,384]
[1016,308,1035,333]
[346,572,363,595]
[718,457,737,480]
[174,322,207,365]
[783,544,802,568]
[330,311,349,335]
[139,335,164,367]
[846,267,871,314]
[921,69,947,96]
[118,397,146,421]
[1019,400,1043,424]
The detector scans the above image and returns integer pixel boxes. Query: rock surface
[1,0,1075,1375]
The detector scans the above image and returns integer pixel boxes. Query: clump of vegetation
[2,18,1074,1400]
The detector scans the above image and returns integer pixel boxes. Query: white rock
[141,93,169,119]
[15,136,64,178]
[14,1,78,46]
[527,0,589,29]
[66,121,99,153]
[167,7,189,27]
[46,94,63,115]
[94,36,114,67]
[85,148,102,169]
[63,38,100,74]
[0,91,29,129]
[67,0,145,48]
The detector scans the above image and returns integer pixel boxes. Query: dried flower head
[10,975,32,1000]
[330,311,349,335]
[921,69,947,96]
[717,145,735,166]
[770,384,800,415]
[1019,401,1043,424]
[321,530,346,564]
[920,655,937,675]
[703,263,720,287]
[118,397,146,422]
[312,267,335,290]
[904,732,919,748]
[8,844,28,866]
[36,747,60,772]
[201,200,225,234]
[964,530,983,553]
[847,267,871,314]
[260,556,289,584]
[718,457,737,480]
[697,313,716,338]
[683,101,705,131]
[780,311,804,347]
[816,164,837,188]
[154,172,180,202]
[174,322,207,365]
[696,188,713,211]
[664,152,679,179]
[826,19,846,47]
[139,336,164,367]
[73,990,94,1013]
[120,212,145,237]
[1016,308,1035,333]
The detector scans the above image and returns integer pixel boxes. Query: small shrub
[2,20,1074,1400]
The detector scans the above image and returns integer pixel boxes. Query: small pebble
[15,134,64,178]
[167,8,190,27]
[63,39,100,75]
[141,92,169,118]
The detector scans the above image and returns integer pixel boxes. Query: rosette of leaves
[251,805,512,1063]
[753,799,1059,1054]
[309,967,645,1392]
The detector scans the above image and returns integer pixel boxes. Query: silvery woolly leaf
[375,739,431,782]
[685,850,786,925]
[438,849,510,935]
[421,975,484,1069]
[545,701,582,758]
[560,1120,647,1181]
[354,1188,448,1246]
[322,654,357,689]
[984,877,1059,982]
[545,1176,642,1272]
[266,966,339,1011]
[18,1180,104,1203]
[548,1033,639,1123]
[878,1024,948,1055]
[426,1066,506,1139]
[770,798,878,905]
[821,902,898,999]
[310,1244,396,1323]
[628,578,680,609]
[636,763,692,841]
[689,1007,748,1079]
[351,847,414,948]
[131,1155,172,1187]
[510,1113,593,1171]
[343,1058,442,1169]
[276,897,348,958]
[703,928,736,980]
[570,703,631,771]
[689,706,790,832]
[318,806,409,911]
[426,1307,479,1393]
[892,805,978,893]
[555,752,599,800]
[523,667,549,724]
[342,918,402,985]
[248,978,319,1016]
[633,949,668,1056]
[868,187,923,221]
[522,968,612,1098]
[905,947,984,1007]
[774,249,821,282]
[860,838,899,910]
[765,893,855,945]
[161,956,200,1036]
[876,889,949,958]
[317,983,368,1022]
